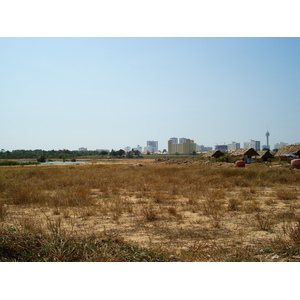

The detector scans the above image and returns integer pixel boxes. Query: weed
[276,189,298,200]
[19,216,43,234]
[253,213,274,231]
[141,204,158,222]
[275,210,296,221]
[242,201,261,213]
[167,206,183,220]
[44,214,65,236]
[265,198,277,206]
[201,198,224,219]
[227,197,241,211]
[283,218,300,243]
[9,186,46,205]
[52,207,61,215]
[0,202,8,221]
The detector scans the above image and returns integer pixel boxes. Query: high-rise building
[132,145,143,153]
[244,140,260,151]
[227,142,240,151]
[196,144,213,152]
[168,138,196,154]
[169,137,178,144]
[274,142,288,150]
[179,138,187,144]
[215,145,228,152]
[145,141,158,153]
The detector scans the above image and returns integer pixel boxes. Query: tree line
[0,149,142,161]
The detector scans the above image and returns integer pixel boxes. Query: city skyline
[1,131,298,153]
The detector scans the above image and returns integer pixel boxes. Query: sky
[1,37,299,151]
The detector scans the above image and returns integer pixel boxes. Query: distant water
[40,161,90,165]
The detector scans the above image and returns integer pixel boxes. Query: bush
[0,161,19,166]
[37,155,46,163]
[0,161,39,166]
[216,154,233,163]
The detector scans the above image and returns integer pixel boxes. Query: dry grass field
[1,158,300,261]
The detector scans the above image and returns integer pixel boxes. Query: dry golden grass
[0,159,300,261]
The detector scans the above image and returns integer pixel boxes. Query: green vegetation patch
[0,161,39,166]
[0,228,170,262]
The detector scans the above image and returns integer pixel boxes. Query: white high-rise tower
[266,130,270,149]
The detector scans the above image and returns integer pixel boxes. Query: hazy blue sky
[1,37,299,151]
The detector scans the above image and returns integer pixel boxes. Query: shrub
[216,154,233,163]
[37,155,47,163]
[227,197,241,211]
[141,205,158,222]
[0,161,19,166]
[276,189,298,200]
[0,202,8,220]
[283,218,300,243]
[253,213,274,231]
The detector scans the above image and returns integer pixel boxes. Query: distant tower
[266,130,270,149]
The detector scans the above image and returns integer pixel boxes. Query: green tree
[37,155,46,163]
[116,149,125,157]
[132,150,141,156]
[126,151,134,158]
[110,149,117,157]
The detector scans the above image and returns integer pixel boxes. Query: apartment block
[168,138,196,154]
[145,140,158,153]
[169,137,178,144]
[215,145,228,152]
[227,142,240,151]
[196,144,213,152]
[244,140,260,151]
[132,145,143,153]
[274,142,288,150]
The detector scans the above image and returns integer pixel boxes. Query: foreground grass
[1,226,299,262]
[0,227,170,262]
[1,158,300,261]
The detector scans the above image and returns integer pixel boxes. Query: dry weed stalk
[0,202,8,221]
[276,189,298,201]
[253,212,275,231]
[283,218,300,243]
[141,204,158,222]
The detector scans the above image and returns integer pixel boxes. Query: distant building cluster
[196,145,213,152]
[274,142,288,150]
[77,130,297,155]
[215,145,228,152]
[214,132,271,153]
